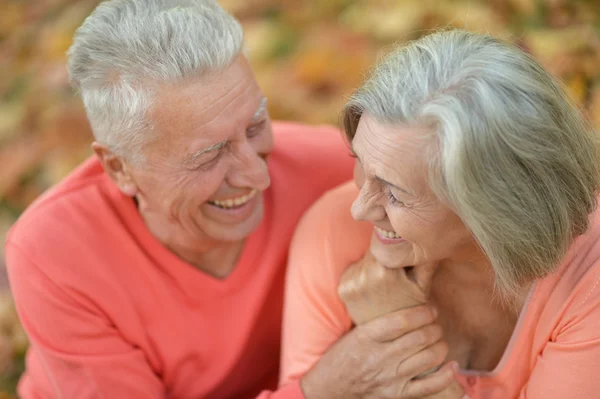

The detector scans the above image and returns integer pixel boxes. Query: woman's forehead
[354,116,430,164]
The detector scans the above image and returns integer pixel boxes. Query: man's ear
[92,142,138,197]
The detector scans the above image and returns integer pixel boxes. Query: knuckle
[358,323,386,347]
[372,265,388,282]
[340,265,357,281]
[393,313,409,332]
[354,325,372,343]
[337,283,353,301]
[413,329,428,346]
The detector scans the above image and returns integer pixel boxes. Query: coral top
[5,122,354,399]
[281,181,600,398]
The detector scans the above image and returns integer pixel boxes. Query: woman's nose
[351,183,385,222]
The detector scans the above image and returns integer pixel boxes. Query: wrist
[299,367,337,399]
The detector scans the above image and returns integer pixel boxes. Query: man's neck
[166,239,246,279]
[138,204,246,279]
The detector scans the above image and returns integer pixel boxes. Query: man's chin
[205,203,264,242]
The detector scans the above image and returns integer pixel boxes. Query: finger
[385,324,444,364]
[361,305,437,342]
[402,362,456,398]
[396,340,449,378]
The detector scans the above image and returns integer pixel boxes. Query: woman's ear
[92,142,139,197]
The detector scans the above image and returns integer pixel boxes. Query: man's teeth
[210,189,257,209]
[374,226,402,239]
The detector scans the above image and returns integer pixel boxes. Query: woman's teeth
[210,189,257,209]
[374,226,402,239]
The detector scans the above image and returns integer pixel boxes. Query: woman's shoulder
[533,209,600,337]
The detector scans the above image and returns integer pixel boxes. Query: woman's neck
[431,258,532,371]
[435,257,531,314]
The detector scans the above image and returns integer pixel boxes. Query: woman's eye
[386,189,404,206]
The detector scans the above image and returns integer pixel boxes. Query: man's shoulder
[6,156,117,254]
[271,120,349,164]
[272,120,343,137]
[269,120,354,196]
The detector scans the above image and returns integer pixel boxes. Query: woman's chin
[369,233,412,268]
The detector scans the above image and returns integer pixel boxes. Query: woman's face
[351,113,478,268]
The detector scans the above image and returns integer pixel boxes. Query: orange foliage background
[1,0,599,396]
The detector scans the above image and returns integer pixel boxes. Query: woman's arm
[280,183,456,398]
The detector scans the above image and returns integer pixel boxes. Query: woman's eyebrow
[376,176,413,196]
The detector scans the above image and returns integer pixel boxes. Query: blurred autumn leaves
[0,0,599,396]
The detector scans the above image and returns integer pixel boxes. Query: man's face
[125,56,274,247]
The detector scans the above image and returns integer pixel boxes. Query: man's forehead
[182,96,268,162]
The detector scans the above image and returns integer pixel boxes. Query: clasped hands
[338,250,466,399]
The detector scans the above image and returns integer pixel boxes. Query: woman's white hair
[67,0,244,163]
[343,30,600,297]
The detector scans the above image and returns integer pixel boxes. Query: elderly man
[5,1,444,398]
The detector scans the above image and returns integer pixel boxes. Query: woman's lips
[374,226,405,244]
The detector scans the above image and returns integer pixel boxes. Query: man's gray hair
[67,0,244,163]
[343,30,600,298]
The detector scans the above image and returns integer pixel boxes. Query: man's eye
[193,152,221,171]
[246,120,265,138]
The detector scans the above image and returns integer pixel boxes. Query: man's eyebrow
[251,97,268,122]
[184,140,227,165]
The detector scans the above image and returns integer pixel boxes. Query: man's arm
[6,241,165,398]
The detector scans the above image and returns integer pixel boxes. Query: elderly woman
[5,1,443,398]
[281,30,600,399]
